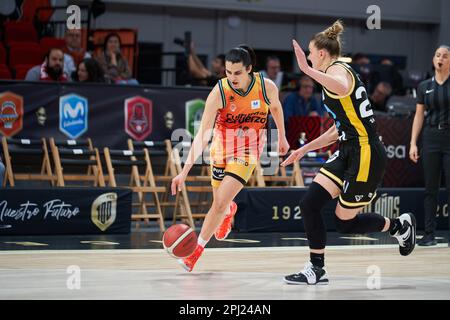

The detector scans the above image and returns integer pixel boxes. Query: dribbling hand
[171,173,187,195]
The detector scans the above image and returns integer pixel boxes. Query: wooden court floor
[0,244,449,300]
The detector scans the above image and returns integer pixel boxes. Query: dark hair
[266,55,280,64]
[73,58,105,82]
[311,19,344,57]
[437,45,450,51]
[103,32,122,52]
[46,48,64,60]
[297,74,315,90]
[225,44,257,72]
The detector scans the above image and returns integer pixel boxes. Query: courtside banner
[0,188,132,235]
[0,81,209,148]
[234,188,448,232]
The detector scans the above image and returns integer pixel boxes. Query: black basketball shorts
[319,138,388,209]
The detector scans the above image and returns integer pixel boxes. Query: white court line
[0,243,448,255]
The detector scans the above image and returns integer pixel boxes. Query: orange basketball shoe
[178,244,204,272]
[214,201,238,241]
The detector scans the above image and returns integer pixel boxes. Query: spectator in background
[351,52,372,87]
[96,33,138,85]
[282,75,325,130]
[370,58,404,95]
[63,29,91,77]
[260,56,287,90]
[369,81,392,112]
[72,58,105,83]
[188,42,225,86]
[25,48,69,82]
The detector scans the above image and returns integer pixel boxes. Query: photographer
[187,41,225,86]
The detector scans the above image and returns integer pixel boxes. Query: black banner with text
[0,188,132,235]
[234,188,448,232]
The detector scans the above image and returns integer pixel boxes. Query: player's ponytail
[311,20,344,57]
[225,44,257,73]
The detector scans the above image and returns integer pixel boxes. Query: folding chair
[103,147,166,231]
[128,139,195,227]
[49,138,105,187]
[1,137,54,187]
[253,151,301,187]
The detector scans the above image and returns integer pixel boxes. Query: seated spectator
[72,58,105,83]
[96,32,138,85]
[282,75,325,129]
[351,52,372,88]
[370,58,404,95]
[63,29,91,77]
[260,56,288,90]
[188,41,225,86]
[369,81,392,112]
[25,48,69,82]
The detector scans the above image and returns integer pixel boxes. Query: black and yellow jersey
[322,61,379,143]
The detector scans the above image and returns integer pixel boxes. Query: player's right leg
[179,175,244,272]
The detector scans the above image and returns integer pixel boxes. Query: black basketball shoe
[391,213,416,256]
[283,262,329,285]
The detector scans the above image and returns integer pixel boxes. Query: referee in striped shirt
[410,45,450,247]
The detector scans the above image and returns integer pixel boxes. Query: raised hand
[292,39,310,73]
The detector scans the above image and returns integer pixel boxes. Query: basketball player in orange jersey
[281,20,416,285]
[171,45,290,272]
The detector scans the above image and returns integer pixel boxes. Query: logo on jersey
[0,91,23,137]
[355,195,364,202]
[225,111,267,125]
[212,166,225,180]
[343,181,349,193]
[59,94,88,139]
[326,151,340,163]
[251,100,260,110]
[230,104,237,112]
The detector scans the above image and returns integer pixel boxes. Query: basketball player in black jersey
[281,20,416,285]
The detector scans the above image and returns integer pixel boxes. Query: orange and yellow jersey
[211,72,271,164]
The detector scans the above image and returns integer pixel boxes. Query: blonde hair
[311,20,344,57]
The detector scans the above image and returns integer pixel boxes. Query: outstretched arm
[171,85,220,194]
[188,42,211,80]
[292,39,352,97]
[281,124,338,166]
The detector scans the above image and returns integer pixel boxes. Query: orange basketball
[162,224,197,258]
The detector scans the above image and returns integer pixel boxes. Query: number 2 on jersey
[355,87,374,118]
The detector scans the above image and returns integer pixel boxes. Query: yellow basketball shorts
[210,155,257,188]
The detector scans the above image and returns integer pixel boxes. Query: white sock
[197,236,208,248]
